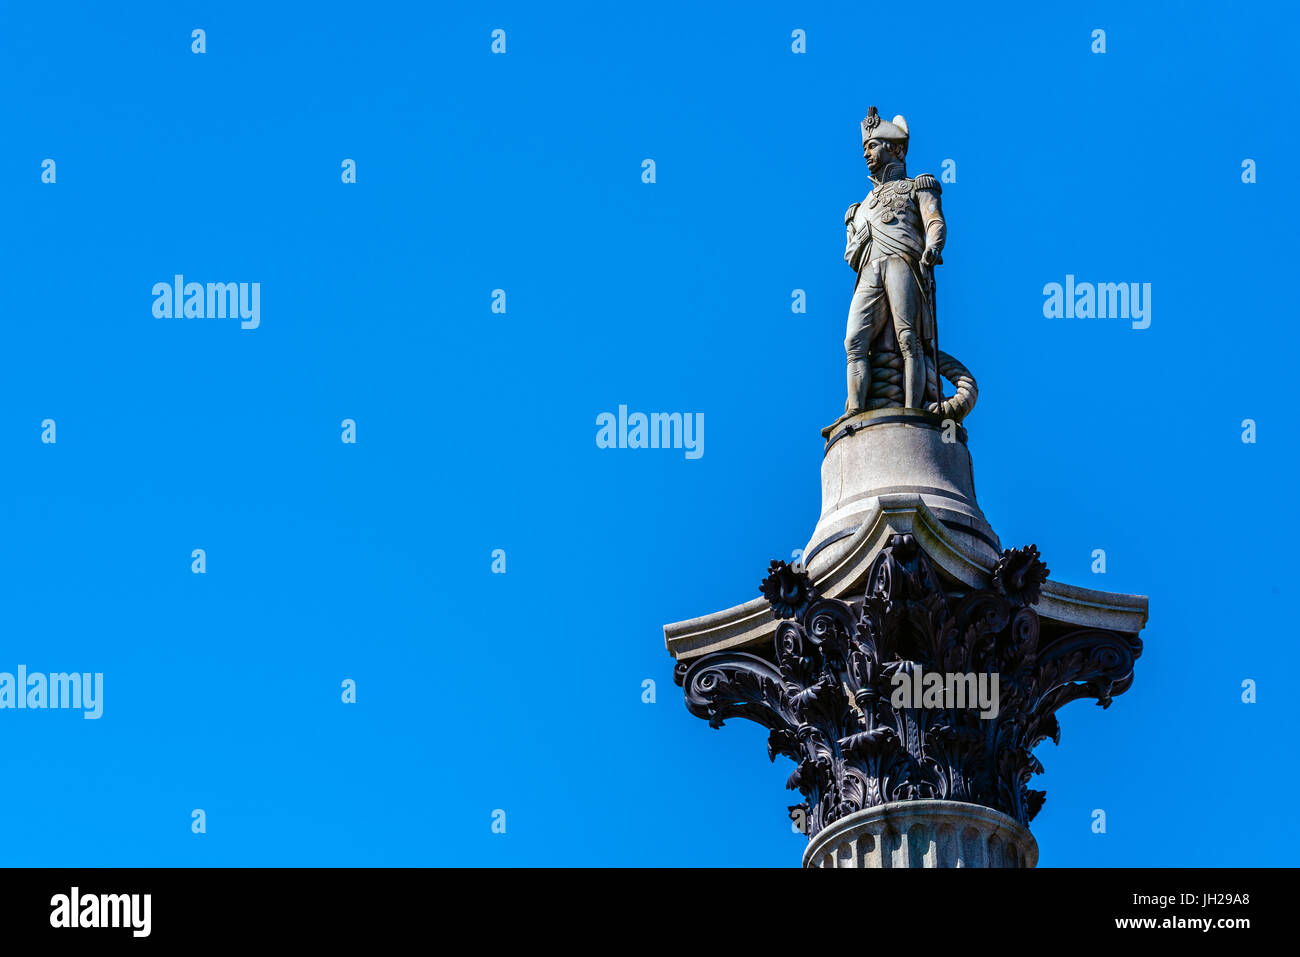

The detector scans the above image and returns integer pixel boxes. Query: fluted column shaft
[803,800,1038,869]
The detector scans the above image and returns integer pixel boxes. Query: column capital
[674,534,1142,851]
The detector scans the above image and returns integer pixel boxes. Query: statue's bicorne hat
[861,106,909,154]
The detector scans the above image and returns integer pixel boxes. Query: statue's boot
[903,352,925,409]
[846,357,869,414]
[824,364,870,438]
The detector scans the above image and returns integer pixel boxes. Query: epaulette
[913,173,941,193]
[844,202,861,224]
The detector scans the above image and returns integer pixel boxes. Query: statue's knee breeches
[845,274,887,361]
[880,256,922,357]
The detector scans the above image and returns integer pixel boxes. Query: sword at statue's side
[927,255,943,412]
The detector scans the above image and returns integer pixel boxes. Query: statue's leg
[885,258,923,409]
[845,264,885,413]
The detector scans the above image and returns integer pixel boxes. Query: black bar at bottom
[0,867,1281,943]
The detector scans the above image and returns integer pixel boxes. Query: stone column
[665,411,1148,868]
[803,799,1038,869]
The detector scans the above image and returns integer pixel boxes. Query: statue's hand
[921,246,943,267]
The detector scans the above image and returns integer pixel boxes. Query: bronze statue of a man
[841,107,945,417]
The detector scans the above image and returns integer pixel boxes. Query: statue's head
[860,107,908,176]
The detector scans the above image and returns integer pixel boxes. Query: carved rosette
[674,535,1141,840]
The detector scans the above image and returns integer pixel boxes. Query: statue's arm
[915,174,945,264]
[844,202,868,271]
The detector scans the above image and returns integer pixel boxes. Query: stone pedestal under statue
[806,407,1000,576]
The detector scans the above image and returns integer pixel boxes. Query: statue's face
[863,138,898,175]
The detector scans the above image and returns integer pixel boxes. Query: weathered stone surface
[807,408,999,576]
[803,800,1038,868]
[662,495,1147,662]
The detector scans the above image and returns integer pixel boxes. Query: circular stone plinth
[804,409,1000,575]
[802,800,1038,869]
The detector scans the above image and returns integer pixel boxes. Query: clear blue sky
[1,0,1295,866]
